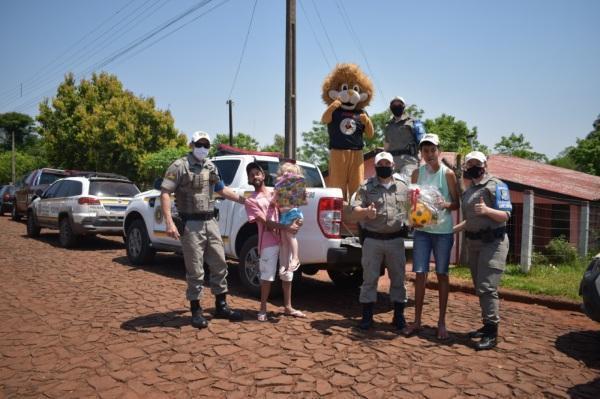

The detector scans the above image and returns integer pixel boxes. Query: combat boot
[392,302,407,330]
[475,323,498,351]
[358,303,374,330]
[190,300,208,329]
[214,293,243,321]
[468,325,487,339]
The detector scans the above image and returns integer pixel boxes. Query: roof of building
[438,152,600,201]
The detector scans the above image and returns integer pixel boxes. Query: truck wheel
[59,217,78,248]
[238,235,262,297]
[126,219,156,265]
[327,269,363,290]
[26,210,41,237]
[11,206,21,221]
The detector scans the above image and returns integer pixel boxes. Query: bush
[543,236,578,265]
[531,251,548,265]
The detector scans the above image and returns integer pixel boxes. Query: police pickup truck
[123,154,373,296]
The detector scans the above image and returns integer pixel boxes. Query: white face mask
[193,147,209,160]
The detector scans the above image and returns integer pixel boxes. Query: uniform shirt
[351,176,408,233]
[384,115,416,156]
[161,153,224,214]
[328,108,367,150]
[461,174,512,233]
[416,163,453,234]
[244,189,280,251]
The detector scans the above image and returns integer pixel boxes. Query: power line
[298,0,331,69]
[310,0,338,64]
[227,0,258,100]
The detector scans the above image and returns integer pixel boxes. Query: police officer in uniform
[161,131,246,329]
[454,151,512,350]
[351,151,409,330]
[383,96,418,176]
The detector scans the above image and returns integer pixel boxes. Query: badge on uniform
[494,182,512,212]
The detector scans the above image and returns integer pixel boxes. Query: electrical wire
[298,0,331,69]
[227,0,258,100]
[309,0,338,64]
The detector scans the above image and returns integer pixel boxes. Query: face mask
[193,147,209,160]
[464,165,485,179]
[390,105,404,117]
[375,166,393,179]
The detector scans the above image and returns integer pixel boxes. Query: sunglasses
[194,141,210,149]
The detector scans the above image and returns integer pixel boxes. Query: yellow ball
[410,203,432,226]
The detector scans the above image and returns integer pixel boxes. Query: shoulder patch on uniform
[494,181,512,212]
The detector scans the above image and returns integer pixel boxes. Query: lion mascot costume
[321,63,374,201]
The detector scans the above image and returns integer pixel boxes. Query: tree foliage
[0,112,37,151]
[210,132,259,156]
[494,132,547,162]
[137,146,189,188]
[425,114,487,154]
[0,151,46,184]
[37,72,186,181]
[298,121,329,172]
[261,134,285,154]
[549,114,600,175]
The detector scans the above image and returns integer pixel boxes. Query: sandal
[283,308,306,318]
[257,312,268,322]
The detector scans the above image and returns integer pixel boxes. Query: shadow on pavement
[23,232,125,251]
[556,330,600,399]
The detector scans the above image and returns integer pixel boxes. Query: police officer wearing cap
[161,131,246,328]
[351,151,409,330]
[454,151,512,350]
[383,96,419,175]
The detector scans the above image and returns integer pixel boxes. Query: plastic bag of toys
[405,184,448,227]
[274,172,308,208]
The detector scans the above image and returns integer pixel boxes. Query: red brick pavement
[0,217,599,398]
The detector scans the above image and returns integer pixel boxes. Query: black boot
[475,323,498,351]
[358,303,374,330]
[468,325,487,339]
[190,300,208,329]
[214,293,243,321]
[392,302,406,330]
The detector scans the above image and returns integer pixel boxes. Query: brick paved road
[0,217,599,398]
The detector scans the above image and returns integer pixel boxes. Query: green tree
[424,114,488,153]
[548,148,577,170]
[37,72,187,181]
[298,121,329,172]
[0,112,36,151]
[261,134,285,154]
[137,146,189,188]
[547,114,600,175]
[210,132,259,156]
[494,133,547,162]
[0,151,45,183]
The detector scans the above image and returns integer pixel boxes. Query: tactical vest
[174,157,219,214]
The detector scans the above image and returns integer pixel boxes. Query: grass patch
[450,261,587,301]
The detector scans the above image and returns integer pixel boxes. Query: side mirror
[153,178,163,190]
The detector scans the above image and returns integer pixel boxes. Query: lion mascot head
[321,63,374,111]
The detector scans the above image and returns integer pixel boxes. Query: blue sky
[1,0,599,158]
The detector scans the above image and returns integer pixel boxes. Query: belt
[362,229,405,240]
[465,227,506,241]
[389,149,414,156]
[179,212,214,221]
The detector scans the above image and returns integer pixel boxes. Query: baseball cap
[390,96,405,106]
[419,133,439,146]
[374,151,394,165]
[465,151,487,163]
[245,161,264,175]
[191,130,211,144]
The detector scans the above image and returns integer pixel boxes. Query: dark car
[12,168,69,221]
[0,185,16,215]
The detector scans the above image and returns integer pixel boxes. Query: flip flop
[283,309,306,318]
[257,312,268,322]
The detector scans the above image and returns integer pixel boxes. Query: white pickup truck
[123,154,370,296]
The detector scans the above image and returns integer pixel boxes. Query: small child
[273,161,307,273]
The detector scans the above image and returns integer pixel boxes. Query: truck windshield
[257,161,323,188]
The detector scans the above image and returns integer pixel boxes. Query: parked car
[12,168,70,221]
[580,253,600,323]
[0,185,16,216]
[27,173,140,247]
[123,154,348,296]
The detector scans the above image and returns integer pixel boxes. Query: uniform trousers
[359,237,407,304]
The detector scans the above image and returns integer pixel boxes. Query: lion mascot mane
[321,63,374,200]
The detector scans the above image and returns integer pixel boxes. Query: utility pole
[226,99,234,146]
[284,0,296,159]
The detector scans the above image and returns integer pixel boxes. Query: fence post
[579,201,590,257]
[520,190,534,272]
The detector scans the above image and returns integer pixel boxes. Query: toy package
[405,184,448,227]
[274,172,308,208]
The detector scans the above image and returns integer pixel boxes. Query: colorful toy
[405,184,447,227]
[274,172,307,208]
